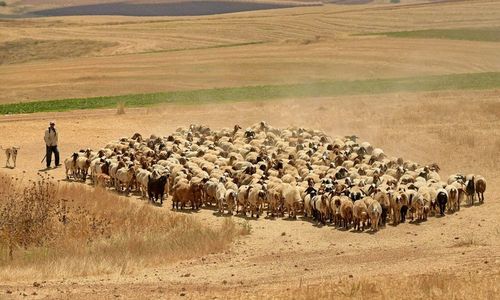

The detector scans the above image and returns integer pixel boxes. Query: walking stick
[41,154,46,164]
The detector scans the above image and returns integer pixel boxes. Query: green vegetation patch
[0,38,118,65]
[368,27,500,43]
[1,72,500,115]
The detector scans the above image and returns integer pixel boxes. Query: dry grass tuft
[0,173,245,281]
[452,232,488,248]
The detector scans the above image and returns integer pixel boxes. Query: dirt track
[0,91,499,298]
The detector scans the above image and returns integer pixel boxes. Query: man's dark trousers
[46,145,60,168]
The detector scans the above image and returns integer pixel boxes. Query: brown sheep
[475,176,486,204]
[339,196,353,229]
[172,179,195,210]
[352,200,368,231]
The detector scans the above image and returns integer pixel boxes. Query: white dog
[2,146,19,168]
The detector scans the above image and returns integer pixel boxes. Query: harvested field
[1,1,499,103]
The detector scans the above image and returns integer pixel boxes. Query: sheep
[109,160,126,186]
[465,175,476,205]
[412,194,426,221]
[367,200,382,231]
[225,189,238,215]
[303,193,313,218]
[172,179,195,210]
[267,185,284,217]
[203,179,219,206]
[96,173,111,188]
[64,153,79,180]
[331,196,344,226]
[311,194,329,224]
[373,190,390,226]
[451,181,466,211]
[436,188,448,216]
[246,184,266,218]
[136,169,151,199]
[115,166,135,196]
[391,191,406,225]
[417,186,432,220]
[75,156,91,181]
[148,174,169,205]
[339,196,354,229]
[236,185,252,216]
[66,122,480,234]
[475,176,486,204]
[445,184,459,213]
[90,158,110,184]
[282,183,301,219]
[352,200,368,231]
[448,174,465,185]
[216,181,227,214]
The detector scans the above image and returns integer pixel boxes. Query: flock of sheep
[64,122,487,231]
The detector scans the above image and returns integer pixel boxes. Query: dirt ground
[0,91,498,298]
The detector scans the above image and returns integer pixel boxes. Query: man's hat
[49,121,55,125]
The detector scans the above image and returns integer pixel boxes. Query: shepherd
[44,121,60,169]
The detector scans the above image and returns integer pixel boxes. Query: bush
[390,0,400,3]
[0,173,245,280]
[0,1,6,7]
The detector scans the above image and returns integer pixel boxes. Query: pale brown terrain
[0,0,499,298]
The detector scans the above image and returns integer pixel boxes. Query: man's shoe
[55,164,62,168]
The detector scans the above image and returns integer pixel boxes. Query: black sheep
[437,190,448,216]
[148,174,169,205]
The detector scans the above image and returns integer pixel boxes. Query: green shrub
[0,1,6,7]
[390,0,400,3]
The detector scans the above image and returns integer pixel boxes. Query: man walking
[44,121,60,168]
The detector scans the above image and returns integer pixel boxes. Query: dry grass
[0,39,117,65]
[264,271,500,299]
[0,173,246,281]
